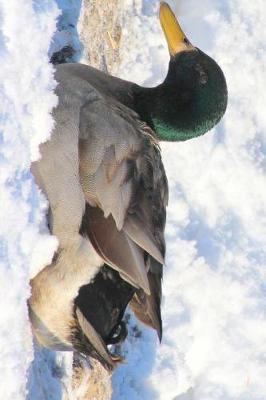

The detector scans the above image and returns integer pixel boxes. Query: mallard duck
[29,2,227,370]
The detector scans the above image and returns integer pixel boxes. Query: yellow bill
[159,2,194,56]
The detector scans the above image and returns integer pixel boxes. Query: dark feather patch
[74,264,135,344]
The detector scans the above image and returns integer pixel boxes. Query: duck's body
[30,61,168,369]
[29,3,227,370]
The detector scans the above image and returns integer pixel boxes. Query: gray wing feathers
[82,206,150,294]
[79,94,168,333]
[79,100,139,230]
[95,155,132,230]
[124,215,164,264]
[130,261,163,340]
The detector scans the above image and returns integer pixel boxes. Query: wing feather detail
[81,205,150,294]
[79,96,168,338]
[130,257,163,340]
[124,215,164,265]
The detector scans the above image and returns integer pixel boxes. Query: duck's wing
[79,97,168,338]
[129,258,163,340]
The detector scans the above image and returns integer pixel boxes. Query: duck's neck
[133,83,202,142]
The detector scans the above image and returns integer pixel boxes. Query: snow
[0,1,59,399]
[1,0,266,399]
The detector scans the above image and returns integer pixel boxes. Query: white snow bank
[113,1,266,399]
[0,1,59,398]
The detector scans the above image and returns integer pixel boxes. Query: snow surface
[0,1,59,399]
[1,0,266,399]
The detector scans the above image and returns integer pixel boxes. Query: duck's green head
[136,2,228,142]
